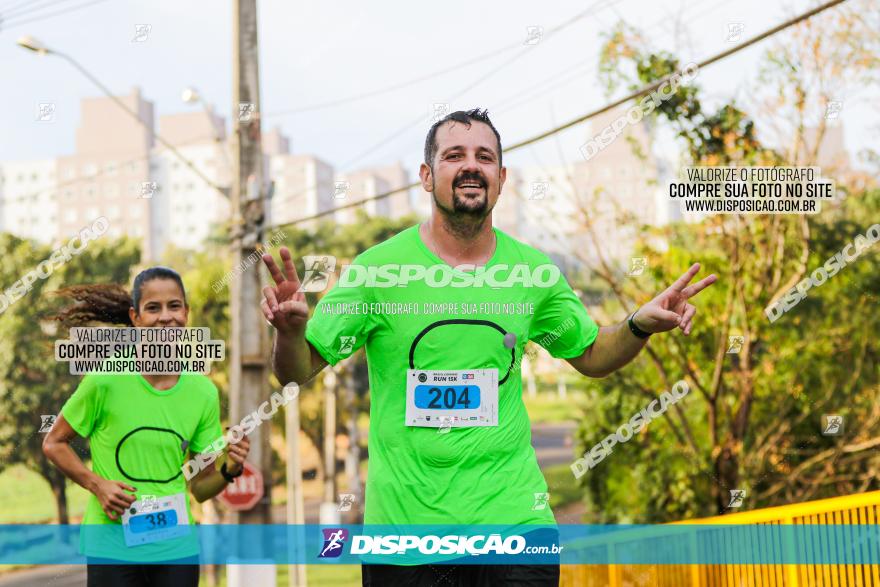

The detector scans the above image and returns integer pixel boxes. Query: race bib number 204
[405,369,498,428]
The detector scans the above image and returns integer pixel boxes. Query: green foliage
[0,234,140,520]
[171,249,231,404]
[0,210,416,522]
[272,212,417,479]
[542,463,585,512]
[576,27,880,522]
[576,188,880,520]
[0,464,90,523]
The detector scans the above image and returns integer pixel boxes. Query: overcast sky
[1,0,875,176]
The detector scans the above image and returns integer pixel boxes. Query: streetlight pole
[16,36,229,200]
[182,87,233,168]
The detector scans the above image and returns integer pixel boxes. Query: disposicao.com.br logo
[316,531,557,558]
[318,528,349,558]
[299,256,563,290]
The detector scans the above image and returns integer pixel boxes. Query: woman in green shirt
[43,266,249,587]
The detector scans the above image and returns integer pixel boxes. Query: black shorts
[86,556,200,587]
[361,563,560,586]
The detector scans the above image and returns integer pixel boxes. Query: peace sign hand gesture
[260,247,310,335]
[633,263,717,337]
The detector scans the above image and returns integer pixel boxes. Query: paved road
[532,421,578,468]
[0,566,83,587]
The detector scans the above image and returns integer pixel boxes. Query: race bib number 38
[406,369,498,428]
[122,492,190,547]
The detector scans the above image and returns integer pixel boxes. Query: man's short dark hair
[424,108,503,168]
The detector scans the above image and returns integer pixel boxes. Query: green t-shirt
[62,370,222,560]
[306,224,599,526]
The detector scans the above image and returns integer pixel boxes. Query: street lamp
[181,86,201,105]
[181,86,274,205]
[181,86,232,168]
[17,35,228,199]
[16,35,50,55]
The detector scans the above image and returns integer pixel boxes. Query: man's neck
[422,215,496,267]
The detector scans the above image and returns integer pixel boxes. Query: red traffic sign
[217,461,264,511]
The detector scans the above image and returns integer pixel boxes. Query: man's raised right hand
[261,247,310,335]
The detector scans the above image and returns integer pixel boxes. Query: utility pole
[320,368,338,523]
[286,395,307,587]
[344,365,363,522]
[229,0,272,584]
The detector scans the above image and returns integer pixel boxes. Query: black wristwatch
[220,461,243,483]
[627,310,652,339]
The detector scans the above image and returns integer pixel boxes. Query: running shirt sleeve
[61,374,104,438]
[189,383,222,454]
[530,270,599,359]
[305,259,374,366]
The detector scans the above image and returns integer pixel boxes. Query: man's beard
[432,175,492,218]
[431,188,492,241]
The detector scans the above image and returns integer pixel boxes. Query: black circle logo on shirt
[409,319,517,385]
[115,426,187,484]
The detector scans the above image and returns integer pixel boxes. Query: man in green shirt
[261,109,716,586]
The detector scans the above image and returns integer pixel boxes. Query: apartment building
[0,158,57,243]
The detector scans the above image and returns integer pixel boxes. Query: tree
[0,234,140,523]
[571,8,879,521]
[272,211,416,491]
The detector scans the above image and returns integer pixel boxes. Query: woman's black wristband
[627,311,651,339]
[220,461,243,483]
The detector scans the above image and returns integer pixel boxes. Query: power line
[494,0,728,115]
[333,44,532,173]
[0,0,108,30]
[3,134,224,202]
[0,0,42,14]
[275,0,712,217]
[264,43,522,118]
[31,47,230,200]
[264,0,620,118]
[281,0,850,227]
[333,0,621,174]
[0,0,79,21]
[260,0,625,221]
[505,0,848,152]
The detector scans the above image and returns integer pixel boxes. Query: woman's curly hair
[48,267,186,327]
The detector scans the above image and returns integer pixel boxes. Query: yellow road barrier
[561,490,880,586]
